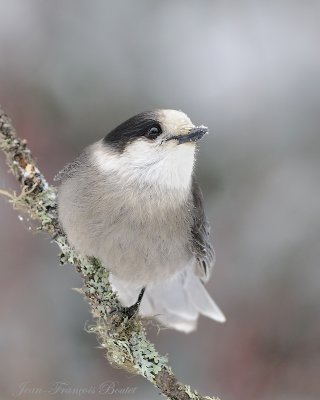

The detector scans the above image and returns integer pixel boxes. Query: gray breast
[57,156,194,286]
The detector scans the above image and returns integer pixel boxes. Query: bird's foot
[109,287,145,321]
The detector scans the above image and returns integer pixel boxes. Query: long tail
[110,266,225,333]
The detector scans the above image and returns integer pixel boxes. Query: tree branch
[0,106,220,400]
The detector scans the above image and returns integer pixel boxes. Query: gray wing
[189,176,216,282]
[54,150,89,183]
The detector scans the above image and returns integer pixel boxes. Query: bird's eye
[147,125,161,139]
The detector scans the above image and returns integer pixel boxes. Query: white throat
[92,140,196,194]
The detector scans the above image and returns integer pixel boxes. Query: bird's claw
[109,287,145,321]
[109,304,139,320]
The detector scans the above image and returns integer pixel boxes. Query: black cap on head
[103,111,162,152]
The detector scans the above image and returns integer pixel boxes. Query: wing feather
[189,176,215,281]
[54,151,89,183]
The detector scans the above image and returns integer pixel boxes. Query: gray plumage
[56,110,225,332]
[190,178,216,281]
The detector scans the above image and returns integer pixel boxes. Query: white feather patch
[92,139,196,193]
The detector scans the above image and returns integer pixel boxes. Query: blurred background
[1,1,320,399]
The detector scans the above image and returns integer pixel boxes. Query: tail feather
[185,272,226,323]
[110,264,225,333]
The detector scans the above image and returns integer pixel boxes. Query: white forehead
[157,109,194,135]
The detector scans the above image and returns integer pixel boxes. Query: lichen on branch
[0,106,220,400]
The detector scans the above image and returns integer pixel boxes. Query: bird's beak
[168,126,208,145]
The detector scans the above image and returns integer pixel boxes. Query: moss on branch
[0,106,220,400]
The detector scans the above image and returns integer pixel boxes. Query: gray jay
[56,109,225,332]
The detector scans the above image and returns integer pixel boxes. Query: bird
[56,109,225,332]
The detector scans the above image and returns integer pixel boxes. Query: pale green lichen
[3,179,170,381]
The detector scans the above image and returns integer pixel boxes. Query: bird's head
[94,110,208,192]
